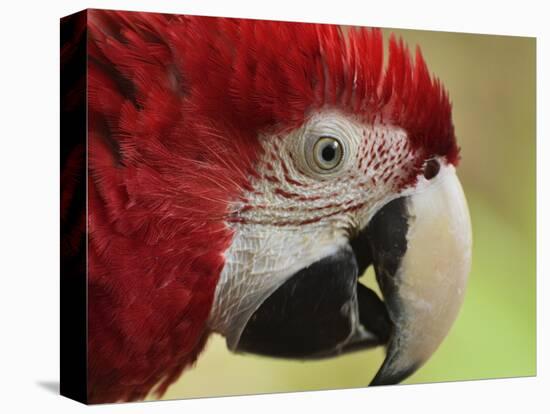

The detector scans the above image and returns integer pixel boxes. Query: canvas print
[60,8,536,404]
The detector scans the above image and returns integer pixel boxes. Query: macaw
[62,9,472,403]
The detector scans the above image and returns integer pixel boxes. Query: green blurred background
[153,27,536,400]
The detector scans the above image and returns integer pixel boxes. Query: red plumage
[83,9,457,402]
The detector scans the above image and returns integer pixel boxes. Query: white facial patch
[208,110,418,347]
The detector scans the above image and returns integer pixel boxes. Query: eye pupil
[423,159,440,180]
[321,144,337,162]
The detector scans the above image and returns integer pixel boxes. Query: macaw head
[201,25,472,385]
[85,12,472,401]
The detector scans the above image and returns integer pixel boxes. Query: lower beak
[368,166,472,385]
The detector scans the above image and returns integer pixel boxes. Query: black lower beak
[235,198,410,360]
[235,243,393,358]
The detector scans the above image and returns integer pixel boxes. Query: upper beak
[367,165,472,385]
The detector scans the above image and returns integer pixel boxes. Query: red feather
[82,9,458,402]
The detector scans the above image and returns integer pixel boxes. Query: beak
[229,165,471,385]
[367,165,472,385]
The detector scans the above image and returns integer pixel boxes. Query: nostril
[423,159,440,180]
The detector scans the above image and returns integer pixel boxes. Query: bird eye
[312,136,344,172]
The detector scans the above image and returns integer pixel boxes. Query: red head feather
[83,9,457,402]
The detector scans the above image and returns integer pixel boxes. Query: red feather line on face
[84,9,458,403]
